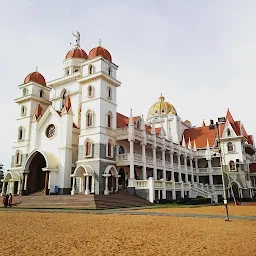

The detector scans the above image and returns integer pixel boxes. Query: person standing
[3,194,9,208]
[8,193,12,207]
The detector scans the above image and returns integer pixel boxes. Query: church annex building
[2,33,256,203]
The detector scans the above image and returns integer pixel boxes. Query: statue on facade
[70,31,80,47]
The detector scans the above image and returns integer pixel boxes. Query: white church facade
[2,33,256,203]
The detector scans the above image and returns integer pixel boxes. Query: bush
[186,198,211,205]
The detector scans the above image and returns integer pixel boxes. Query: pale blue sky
[1,1,256,170]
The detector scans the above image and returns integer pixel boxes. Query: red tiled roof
[65,48,88,60]
[88,46,112,62]
[184,125,219,148]
[24,71,46,86]
[184,109,254,148]
[116,112,139,128]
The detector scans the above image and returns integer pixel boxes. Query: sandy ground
[138,204,256,216]
[0,211,255,256]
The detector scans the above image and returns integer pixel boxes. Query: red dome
[65,47,88,60]
[88,46,112,62]
[24,71,46,86]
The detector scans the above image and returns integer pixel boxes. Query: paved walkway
[0,207,256,220]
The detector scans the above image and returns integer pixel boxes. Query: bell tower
[10,71,51,170]
[77,41,121,194]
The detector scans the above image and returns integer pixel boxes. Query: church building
[2,32,256,203]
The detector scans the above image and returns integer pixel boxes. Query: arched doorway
[103,165,119,195]
[26,152,46,194]
[231,182,240,200]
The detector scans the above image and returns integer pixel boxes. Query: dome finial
[36,66,38,72]
[99,39,102,46]
[159,93,165,102]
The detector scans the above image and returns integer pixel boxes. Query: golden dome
[148,95,177,117]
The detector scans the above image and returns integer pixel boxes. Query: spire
[140,114,145,131]
[34,103,42,120]
[151,121,156,135]
[188,137,192,149]
[193,140,197,151]
[182,134,186,147]
[206,137,210,149]
[129,109,134,126]
[202,120,206,126]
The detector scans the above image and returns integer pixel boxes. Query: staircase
[191,185,218,203]
[11,192,152,209]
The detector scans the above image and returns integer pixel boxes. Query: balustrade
[134,180,148,188]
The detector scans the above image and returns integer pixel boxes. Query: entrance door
[26,152,46,194]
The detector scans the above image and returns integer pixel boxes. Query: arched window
[88,86,93,98]
[85,139,93,157]
[15,151,21,166]
[18,127,24,141]
[107,112,112,128]
[229,160,236,171]
[89,65,94,75]
[227,128,231,137]
[61,89,67,109]
[108,67,112,76]
[227,142,234,152]
[107,140,112,157]
[66,69,70,76]
[39,90,43,98]
[107,86,112,99]
[86,110,93,127]
[23,88,27,96]
[21,105,26,116]
[119,146,125,154]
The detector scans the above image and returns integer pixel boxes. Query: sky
[0,0,256,170]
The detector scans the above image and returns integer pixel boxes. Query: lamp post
[209,119,229,221]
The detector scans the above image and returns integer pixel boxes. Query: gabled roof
[183,109,254,148]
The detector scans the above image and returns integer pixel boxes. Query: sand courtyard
[0,205,256,256]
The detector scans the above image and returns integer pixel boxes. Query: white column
[91,175,95,194]
[104,174,110,195]
[148,177,155,203]
[141,143,147,180]
[115,175,120,193]
[1,182,5,196]
[162,149,166,181]
[208,159,213,185]
[162,149,166,200]
[129,140,135,180]
[71,177,75,195]
[85,175,90,195]
[195,159,199,183]
[17,181,21,195]
[190,158,194,183]
[170,151,174,181]
[153,146,157,180]
[178,153,182,182]
[24,173,28,190]
[184,156,188,183]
